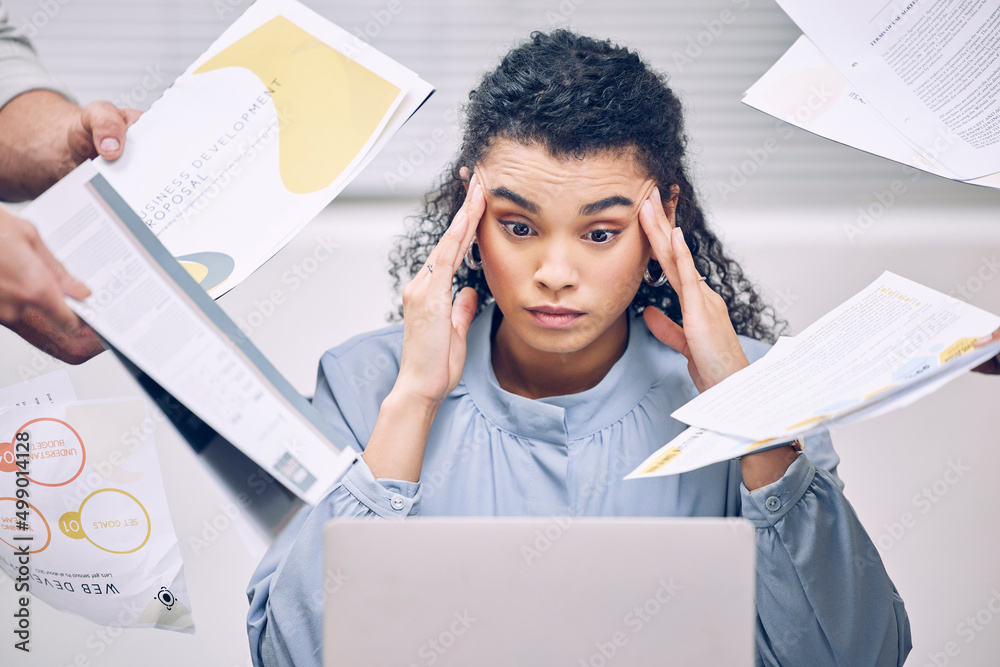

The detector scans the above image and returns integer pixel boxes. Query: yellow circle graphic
[58,511,86,540]
[77,489,151,554]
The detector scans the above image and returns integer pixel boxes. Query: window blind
[8,0,999,208]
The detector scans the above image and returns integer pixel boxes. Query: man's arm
[0,0,140,362]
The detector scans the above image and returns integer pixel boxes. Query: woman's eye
[501,221,534,237]
[586,229,619,244]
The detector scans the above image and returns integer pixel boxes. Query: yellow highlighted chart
[195,16,401,194]
[940,337,977,364]
[640,446,682,475]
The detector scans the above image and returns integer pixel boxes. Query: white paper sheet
[743,35,1000,188]
[743,35,1000,189]
[95,0,433,297]
[624,428,771,480]
[775,0,1000,180]
[627,272,1000,479]
[672,271,1000,441]
[0,395,193,632]
[0,370,76,408]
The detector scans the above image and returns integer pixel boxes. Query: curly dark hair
[388,29,783,342]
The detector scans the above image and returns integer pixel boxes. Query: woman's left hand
[639,186,797,488]
[973,327,1000,374]
[638,186,749,393]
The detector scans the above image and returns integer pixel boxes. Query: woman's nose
[532,241,579,292]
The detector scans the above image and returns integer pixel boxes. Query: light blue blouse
[247,303,911,667]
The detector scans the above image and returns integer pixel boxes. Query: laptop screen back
[323,517,756,667]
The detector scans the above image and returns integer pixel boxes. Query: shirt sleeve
[245,458,420,667]
[742,453,912,667]
[0,2,74,109]
[247,346,421,667]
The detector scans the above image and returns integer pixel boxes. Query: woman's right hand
[396,172,485,406]
[362,173,485,482]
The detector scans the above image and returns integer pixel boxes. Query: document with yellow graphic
[627,272,1000,479]
[95,0,432,296]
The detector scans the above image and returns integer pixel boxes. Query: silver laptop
[323,517,756,666]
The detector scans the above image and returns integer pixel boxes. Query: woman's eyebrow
[489,187,539,214]
[489,188,635,217]
[579,195,633,216]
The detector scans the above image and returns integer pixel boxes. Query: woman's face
[474,139,658,358]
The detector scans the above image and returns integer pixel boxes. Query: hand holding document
[20,163,358,505]
[751,0,1000,182]
[9,0,439,503]
[627,272,1000,479]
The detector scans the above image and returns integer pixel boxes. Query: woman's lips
[526,306,585,329]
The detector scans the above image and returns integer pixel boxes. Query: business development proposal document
[20,163,358,505]
[774,0,1000,180]
[627,272,1000,479]
[96,0,433,297]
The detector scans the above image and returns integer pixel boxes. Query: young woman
[248,30,911,667]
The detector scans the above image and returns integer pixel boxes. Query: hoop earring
[464,239,482,271]
[643,262,668,287]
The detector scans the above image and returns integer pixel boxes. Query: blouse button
[390,495,405,511]
[764,496,781,512]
